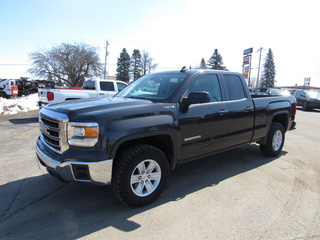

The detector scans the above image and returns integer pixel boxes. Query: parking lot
[0,108,320,239]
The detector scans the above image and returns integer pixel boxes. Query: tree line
[197,48,276,88]
[28,42,276,88]
[116,48,157,83]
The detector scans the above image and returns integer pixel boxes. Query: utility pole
[103,40,109,79]
[256,47,263,88]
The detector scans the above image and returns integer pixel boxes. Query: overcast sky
[1,0,320,87]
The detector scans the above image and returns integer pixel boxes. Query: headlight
[68,122,99,147]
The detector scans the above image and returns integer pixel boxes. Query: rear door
[222,73,254,147]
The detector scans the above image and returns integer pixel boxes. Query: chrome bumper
[36,145,113,185]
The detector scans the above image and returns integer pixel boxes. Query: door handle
[244,106,253,111]
[219,109,228,115]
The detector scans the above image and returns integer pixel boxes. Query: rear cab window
[100,82,115,91]
[223,74,247,101]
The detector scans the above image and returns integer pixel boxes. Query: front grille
[39,109,69,154]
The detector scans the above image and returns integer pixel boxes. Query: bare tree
[141,51,158,76]
[28,43,103,86]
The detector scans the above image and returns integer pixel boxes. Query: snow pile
[0,94,39,115]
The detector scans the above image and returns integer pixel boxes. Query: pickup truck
[37,79,128,107]
[36,69,296,207]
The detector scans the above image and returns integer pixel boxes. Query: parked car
[38,79,128,107]
[36,69,296,207]
[252,87,269,95]
[266,88,291,96]
[16,80,42,96]
[0,79,18,98]
[293,90,320,111]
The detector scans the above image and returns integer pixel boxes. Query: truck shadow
[8,117,39,124]
[0,145,285,239]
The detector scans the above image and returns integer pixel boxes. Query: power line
[0,64,30,66]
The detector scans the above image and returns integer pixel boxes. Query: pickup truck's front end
[36,108,113,185]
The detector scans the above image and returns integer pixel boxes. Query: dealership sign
[243,48,253,55]
[242,48,253,80]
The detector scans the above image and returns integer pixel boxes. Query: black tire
[260,122,285,157]
[111,144,169,207]
[0,91,7,98]
[302,101,309,111]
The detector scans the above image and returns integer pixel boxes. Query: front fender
[103,114,180,169]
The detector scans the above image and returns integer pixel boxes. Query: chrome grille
[39,109,69,154]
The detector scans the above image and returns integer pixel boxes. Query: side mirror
[181,91,211,107]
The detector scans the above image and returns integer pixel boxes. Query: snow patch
[0,94,39,115]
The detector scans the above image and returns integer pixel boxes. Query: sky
[1,0,320,87]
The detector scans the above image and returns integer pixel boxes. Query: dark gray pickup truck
[36,69,296,207]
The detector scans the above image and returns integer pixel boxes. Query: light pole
[256,47,263,88]
[104,40,109,79]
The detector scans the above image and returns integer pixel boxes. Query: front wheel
[111,144,169,207]
[0,91,7,98]
[260,122,285,157]
[302,102,309,111]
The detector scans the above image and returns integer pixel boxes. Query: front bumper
[36,144,113,185]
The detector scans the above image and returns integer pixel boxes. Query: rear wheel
[111,144,169,207]
[260,122,285,157]
[0,91,7,98]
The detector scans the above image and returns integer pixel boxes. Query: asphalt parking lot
[0,108,320,239]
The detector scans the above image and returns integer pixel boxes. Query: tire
[111,144,169,207]
[302,102,309,111]
[0,91,7,98]
[260,122,285,157]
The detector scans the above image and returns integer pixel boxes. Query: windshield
[117,72,188,101]
[306,91,320,98]
[271,89,290,96]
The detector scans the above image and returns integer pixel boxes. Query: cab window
[224,75,246,100]
[100,82,115,91]
[187,74,222,102]
[117,82,127,91]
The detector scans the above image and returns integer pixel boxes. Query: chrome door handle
[219,109,228,115]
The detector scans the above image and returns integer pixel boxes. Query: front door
[179,74,230,161]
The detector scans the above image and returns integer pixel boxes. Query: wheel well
[114,135,175,168]
[0,91,7,98]
[272,114,288,131]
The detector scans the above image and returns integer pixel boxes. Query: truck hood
[43,96,171,122]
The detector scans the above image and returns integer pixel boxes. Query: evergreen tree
[199,58,207,69]
[260,48,276,87]
[131,49,142,81]
[116,48,131,83]
[207,49,227,70]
